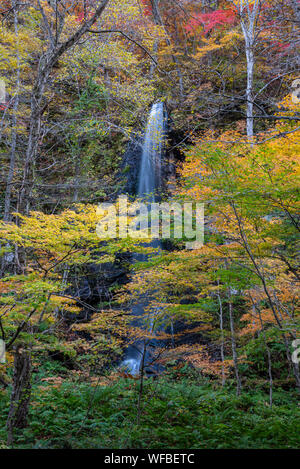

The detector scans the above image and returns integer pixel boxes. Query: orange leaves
[174,103,299,362]
[0,0,10,14]
[41,376,64,388]
[161,344,231,379]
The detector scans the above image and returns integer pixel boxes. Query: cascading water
[121,102,166,374]
[138,102,165,200]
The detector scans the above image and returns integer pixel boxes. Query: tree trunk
[251,297,273,407]
[4,0,20,221]
[244,42,254,140]
[7,346,32,446]
[137,339,147,425]
[228,289,242,395]
[217,287,226,386]
[239,0,260,142]
[73,151,80,202]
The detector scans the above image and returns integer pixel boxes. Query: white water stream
[121,102,166,374]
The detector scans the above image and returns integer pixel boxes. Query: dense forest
[0,0,299,450]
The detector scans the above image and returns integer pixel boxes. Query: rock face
[64,252,131,322]
[120,138,143,196]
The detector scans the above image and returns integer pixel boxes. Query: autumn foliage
[0,0,299,450]
[185,9,237,35]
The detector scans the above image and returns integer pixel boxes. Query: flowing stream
[121,102,166,374]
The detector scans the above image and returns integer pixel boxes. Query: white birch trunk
[235,0,261,142]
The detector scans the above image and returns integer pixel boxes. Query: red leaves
[76,11,85,23]
[140,0,153,17]
[74,0,94,23]
[272,41,290,54]
[185,9,237,36]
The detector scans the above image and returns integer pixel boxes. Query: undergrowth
[0,362,299,449]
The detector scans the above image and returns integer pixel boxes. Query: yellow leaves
[71,40,139,73]
[72,310,129,334]
[0,23,41,80]
[0,202,141,341]
[60,0,161,110]
[109,74,156,109]
[51,295,79,311]
[194,29,242,60]
[1,205,104,263]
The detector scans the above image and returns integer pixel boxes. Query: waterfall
[138,102,165,200]
[121,102,166,374]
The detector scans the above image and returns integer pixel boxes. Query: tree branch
[88,29,159,66]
